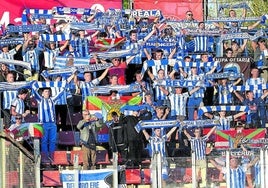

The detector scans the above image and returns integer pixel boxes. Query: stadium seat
[51,150,70,166]
[125,169,141,185]
[6,171,19,188]
[58,131,77,147]
[42,170,62,187]
[70,150,84,165]
[96,149,111,168]
[142,168,151,184]
[24,114,38,122]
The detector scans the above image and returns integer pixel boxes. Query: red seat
[125,169,141,184]
[6,171,19,188]
[143,169,151,184]
[51,151,70,166]
[70,150,84,165]
[42,170,62,187]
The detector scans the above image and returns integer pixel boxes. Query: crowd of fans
[1,6,268,187]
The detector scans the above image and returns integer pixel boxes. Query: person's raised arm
[183,126,191,140]
[209,159,223,171]
[144,48,152,60]
[143,24,157,43]
[147,69,155,81]
[189,86,201,96]
[233,111,246,119]
[206,126,217,138]
[261,89,268,100]
[59,40,69,52]
[204,112,214,119]
[97,68,109,82]
[126,55,135,65]
[233,90,244,102]
[166,127,177,138]
[142,129,150,141]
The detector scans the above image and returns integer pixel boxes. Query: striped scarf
[198,105,250,117]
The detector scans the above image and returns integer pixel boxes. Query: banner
[0,0,122,27]
[215,57,252,80]
[61,169,113,188]
[215,128,266,148]
[133,0,203,21]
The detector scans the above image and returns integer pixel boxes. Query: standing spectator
[161,85,201,120]
[183,125,216,188]
[203,110,246,130]
[210,77,241,105]
[22,36,41,80]
[193,22,214,53]
[186,66,205,120]
[71,29,99,58]
[224,40,247,58]
[32,84,66,161]
[210,156,259,188]
[75,68,109,103]
[106,55,135,85]
[142,126,177,181]
[0,63,10,82]
[77,110,102,170]
[200,53,217,106]
[10,88,30,124]
[0,43,22,70]
[233,90,268,128]
[131,70,151,102]
[183,11,197,23]
[245,66,266,99]
[42,40,69,70]
[6,114,24,142]
[121,109,144,167]
[251,37,268,82]
[1,71,18,128]
[108,111,128,163]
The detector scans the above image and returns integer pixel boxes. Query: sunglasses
[187,14,193,16]
[16,118,22,120]
[113,58,120,61]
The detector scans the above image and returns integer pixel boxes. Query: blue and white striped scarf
[0,81,33,91]
[232,84,268,91]
[6,24,49,33]
[39,33,70,42]
[198,105,250,117]
[0,38,24,46]
[54,7,92,15]
[21,8,53,25]
[135,119,219,132]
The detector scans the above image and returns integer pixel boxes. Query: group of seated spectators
[0,6,268,175]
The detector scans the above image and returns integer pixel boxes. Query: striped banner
[0,81,33,91]
[21,8,53,25]
[153,79,205,88]
[6,24,49,33]
[90,84,141,94]
[198,105,250,117]
[39,34,70,42]
[42,63,112,77]
[135,119,219,132]
[232,84,268,91]
[219,30,264,42]
[54,7,92,15]
[0,58,31,70]
[0,38,24,46]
